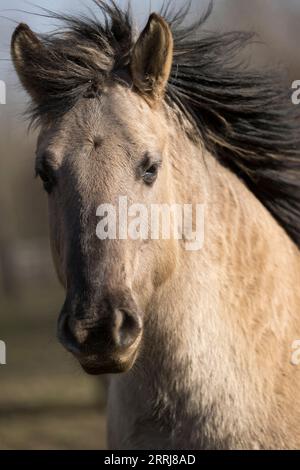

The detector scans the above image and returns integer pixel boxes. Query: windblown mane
[23,0,300,247]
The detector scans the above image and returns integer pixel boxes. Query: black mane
[23,0,300,248]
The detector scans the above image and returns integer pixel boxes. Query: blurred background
[0,0,299,450]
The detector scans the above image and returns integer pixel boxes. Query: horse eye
[142,163,159,185]
[35,165,55,194]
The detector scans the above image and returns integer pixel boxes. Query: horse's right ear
[131,13,173,104]
[11,23,44,102]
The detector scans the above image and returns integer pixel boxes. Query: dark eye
[35,162,56,194]
[142,161,161,186]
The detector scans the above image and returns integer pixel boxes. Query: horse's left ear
[131,13,173,104]
[11,23,44,102]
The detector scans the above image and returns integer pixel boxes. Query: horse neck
[161,126,300,366]
[132,129,300,441]
[109,124,300,449]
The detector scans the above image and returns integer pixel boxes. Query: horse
[11,1,300,449]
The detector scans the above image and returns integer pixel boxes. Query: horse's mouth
[76,336,142,375]
[80,358,132,375]
[58,307,143,375]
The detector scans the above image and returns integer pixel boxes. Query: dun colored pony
[11,1,300,449]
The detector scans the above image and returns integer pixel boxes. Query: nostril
[112,309,142,349]
[57,313,81,355]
